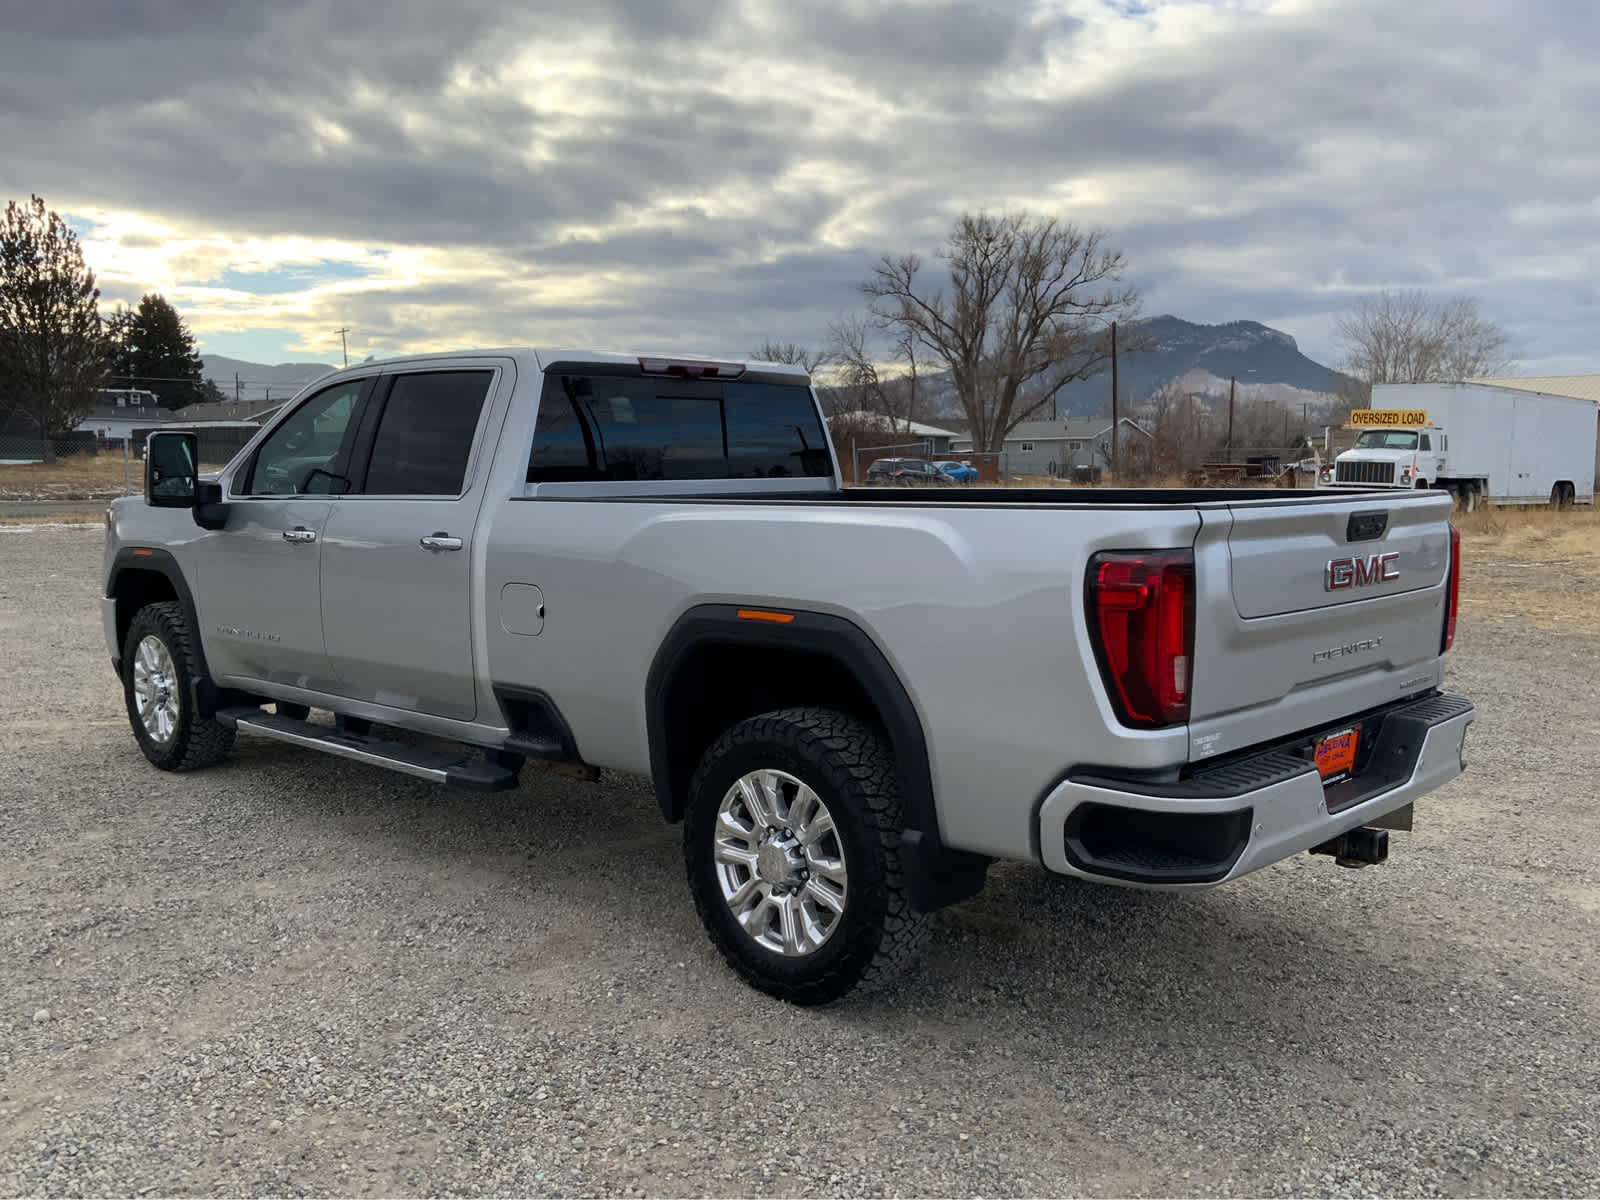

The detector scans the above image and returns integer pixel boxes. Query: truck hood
[1337,448,1416,463]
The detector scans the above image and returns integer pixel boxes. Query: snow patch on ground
[0,523,104,534]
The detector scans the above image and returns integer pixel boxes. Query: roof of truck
[1470,375,1600,404]
[317,348,811,379]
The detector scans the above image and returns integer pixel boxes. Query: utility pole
[234,372,240,404]
[1110,321,1119,479]
[1227,375,1236,453]
[334,326,351,368]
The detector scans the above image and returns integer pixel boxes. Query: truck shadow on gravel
[221,740,1531,1071]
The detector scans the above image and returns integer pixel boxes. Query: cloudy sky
[2,0,1595,376]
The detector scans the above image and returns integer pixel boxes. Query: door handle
[420,533,463,552]
[281,526,317,544]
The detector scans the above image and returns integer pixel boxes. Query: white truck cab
[1318,418,1446,492]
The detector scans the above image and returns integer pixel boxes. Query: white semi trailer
[1317,382,1599,508]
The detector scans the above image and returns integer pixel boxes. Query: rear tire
[122,601,235,771]
[684,708,929,1005]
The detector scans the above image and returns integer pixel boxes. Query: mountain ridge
[1043,314,1357,418]
[200,315,1356,415]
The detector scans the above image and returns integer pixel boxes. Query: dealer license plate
[1313,728,1360,783]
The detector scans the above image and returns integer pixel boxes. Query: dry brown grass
[1453,502,1600,556]
[0,455,229,498]
[1455,504,1600,632]
[0,455,136,493]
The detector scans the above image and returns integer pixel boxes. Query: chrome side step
[217,707,519,792]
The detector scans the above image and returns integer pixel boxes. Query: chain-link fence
[0,428,141,500]
[0,422,260,502]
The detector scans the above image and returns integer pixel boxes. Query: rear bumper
[1037,692,1473,886]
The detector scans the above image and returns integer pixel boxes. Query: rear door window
[527,370,831,482]
[360,370,494,496]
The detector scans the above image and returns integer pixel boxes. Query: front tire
[684,708,928,1005]
[122,601,235,771]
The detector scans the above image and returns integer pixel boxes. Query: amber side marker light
[736,609,795,625]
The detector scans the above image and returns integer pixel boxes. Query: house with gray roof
[950,417,1152,477]
[76,389,181,442]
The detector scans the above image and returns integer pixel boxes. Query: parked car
[933,459,979,484]
[865,457,954,486]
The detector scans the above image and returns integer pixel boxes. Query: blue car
[933,459,979,484]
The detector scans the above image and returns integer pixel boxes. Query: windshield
[1354,430,1419,450]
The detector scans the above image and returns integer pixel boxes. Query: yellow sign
[1349,409,1428,427]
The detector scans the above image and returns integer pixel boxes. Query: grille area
[1337,460,1396,484]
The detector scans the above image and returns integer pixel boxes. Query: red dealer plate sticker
[1314,728,1360,782]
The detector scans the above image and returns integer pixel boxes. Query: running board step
[217,708,519,792]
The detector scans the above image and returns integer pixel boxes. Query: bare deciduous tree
[825,313,924,434]
[1333,290,1514,385]
[862,211,1140,452]
[748,341,830,375]
[1144,382,1213,474]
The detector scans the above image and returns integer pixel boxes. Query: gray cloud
[1,0,1597,372]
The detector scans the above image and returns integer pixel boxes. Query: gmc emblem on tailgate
[1325,552,1400,591]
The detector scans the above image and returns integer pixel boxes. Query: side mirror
[146,432,198,507]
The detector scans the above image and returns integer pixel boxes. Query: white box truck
[1317,382,1599,508]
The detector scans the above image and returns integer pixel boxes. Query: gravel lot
[2,524,1597,1197]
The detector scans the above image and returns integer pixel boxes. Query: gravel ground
[1,526,1597,1197]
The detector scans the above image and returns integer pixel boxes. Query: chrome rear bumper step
[217,707,519,792]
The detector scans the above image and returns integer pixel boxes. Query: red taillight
[1087,550,1196,727]
[1442,523,1461,651]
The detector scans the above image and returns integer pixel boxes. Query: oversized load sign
[1350,409,1428,427]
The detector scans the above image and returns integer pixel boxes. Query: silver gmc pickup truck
[104,349,1473,1003]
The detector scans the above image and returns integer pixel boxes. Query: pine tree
[114,293,207,408]
[0,195,108,460]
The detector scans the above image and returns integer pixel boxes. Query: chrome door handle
[419,533,463,552]
[281,526,317,544]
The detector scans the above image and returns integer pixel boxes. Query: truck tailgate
[1227,496,1446,617]
[1187,491,1454,762]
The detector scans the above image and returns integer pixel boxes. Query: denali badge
[1313,635,1383,664]
[216,624,281,643]
[1326,552,1399,591]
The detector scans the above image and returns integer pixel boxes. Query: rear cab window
[526,366,831,483]
[359,370,494,496]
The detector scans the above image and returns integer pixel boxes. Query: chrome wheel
[132,634,180,745]
[713,769,848,956]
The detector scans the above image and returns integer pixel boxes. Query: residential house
[827,410,965,456]
[76,389,180,443]
[950,417,1153,477]
[175,396,288,424]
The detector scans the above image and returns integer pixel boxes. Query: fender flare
[108,547,224,716]
[645,603,988,912]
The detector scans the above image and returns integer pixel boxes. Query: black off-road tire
[684,708,929,1005]
[122,601,235,771]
